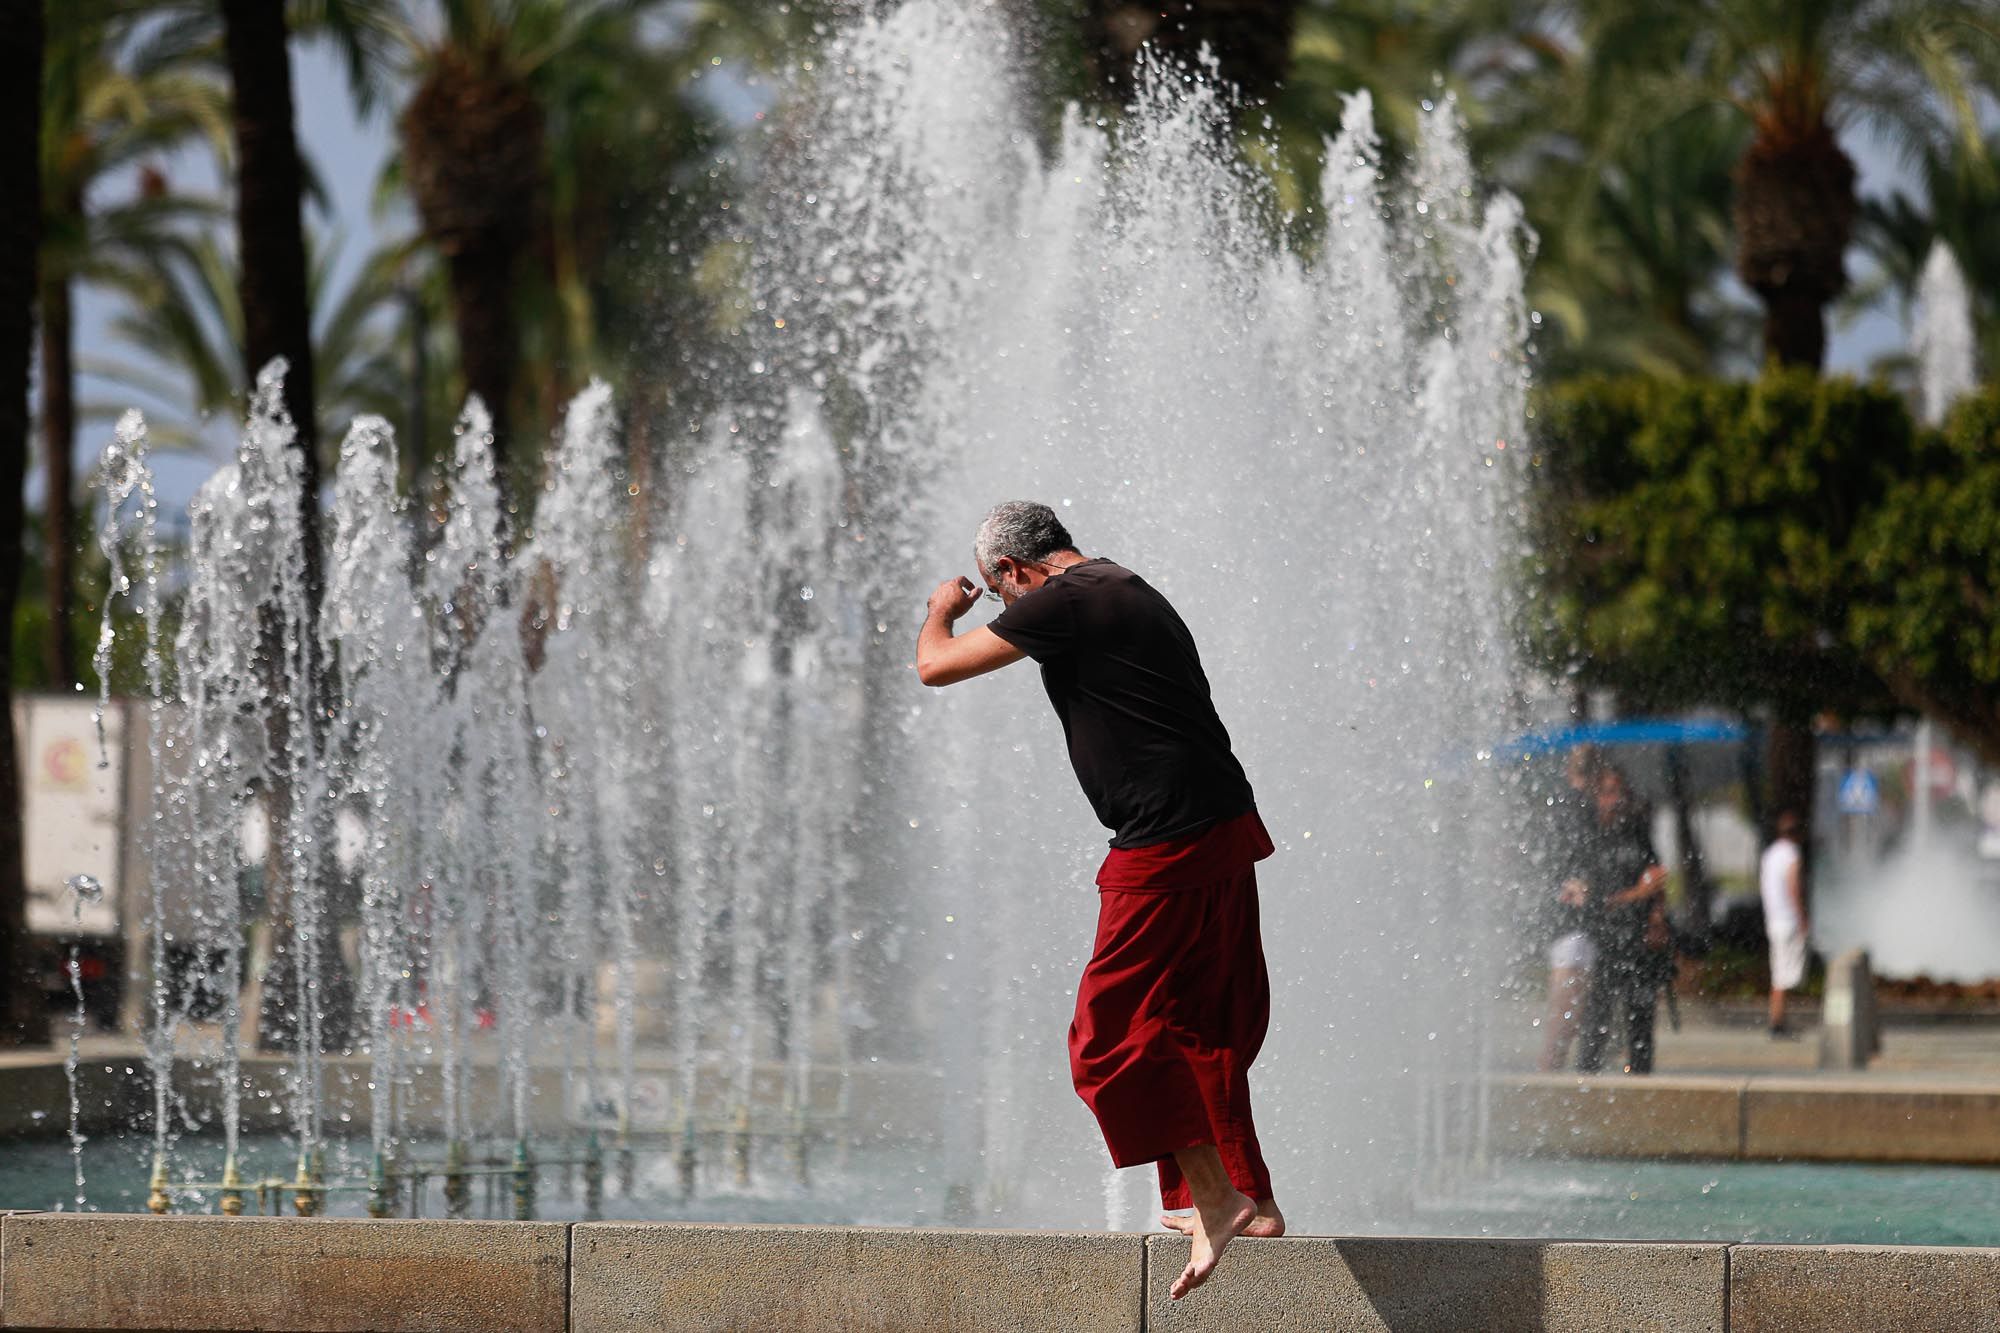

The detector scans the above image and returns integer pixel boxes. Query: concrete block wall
[1491,1073,2000,1164]
[3,1213,1997,1331]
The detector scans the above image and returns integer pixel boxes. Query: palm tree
[1234,0,1569,236]
[1853,132,2000,373]
[87,231,409,452]
[1529,105,1754,377]
[516,2,778,453]
[38,5,228,687]
[383,0,786,507]
[1567,0,2000,372]
[393,2,561,507]
[1,0,48,1047]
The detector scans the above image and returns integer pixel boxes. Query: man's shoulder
[1066,558,1156,597]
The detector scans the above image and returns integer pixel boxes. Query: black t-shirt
[1581,804,1660,956]
[987,558,1255,848]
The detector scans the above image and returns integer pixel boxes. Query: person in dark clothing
[914,500,1276,1301]
[1574,765,1670,1075]
[1539,746,1606,1071]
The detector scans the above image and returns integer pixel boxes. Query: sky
[49,36,1927,524]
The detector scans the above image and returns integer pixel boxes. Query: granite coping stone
[1142,1234,1727,1332]
[1490,1075,1744,1159]
[7,1215,2000,1333]
[0,1213,568,1332]
[569,1221,1143,1333]
[1729,1243,2000,1333]
[1741,1081,2000,1163]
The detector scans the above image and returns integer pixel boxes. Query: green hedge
[1530,371,1999,764]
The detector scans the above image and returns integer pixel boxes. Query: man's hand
[1558,877,1588,908]
[928,575,980,624]
[915,575,1025,686]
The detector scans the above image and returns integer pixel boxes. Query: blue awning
[1498,718,1750,759]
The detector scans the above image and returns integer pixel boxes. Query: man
[1759,812,1809,1038]
[1573,764,1670,1076]
[915,500,1279,1301]
[1539,746,1604,1072]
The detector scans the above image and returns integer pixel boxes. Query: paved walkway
[1492,999,2000,1083]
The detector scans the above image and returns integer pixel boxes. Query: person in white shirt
[1759,812,1810,1037]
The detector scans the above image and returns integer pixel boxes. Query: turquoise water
[5,1135,1998,1244]
[0,1134,975,1226]
[1415,1158,2000,1247]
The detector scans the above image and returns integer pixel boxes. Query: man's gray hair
[975,500,1076,575]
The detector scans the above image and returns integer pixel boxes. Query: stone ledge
[1488,1074,2000,1163]
[1490,1075,1744,1159]
[1729,1244,2000,1333]
[0,1213,568,1332]
[1142,1235,1726,1332]
[6,1216,2000,1332]
[1741,1082,2000,1163]
[569,1221,1143,1333]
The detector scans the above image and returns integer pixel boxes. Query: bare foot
[1160,1197,1285,1238]
[1169,1188,1257,1300]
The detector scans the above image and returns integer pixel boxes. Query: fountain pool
[17,0,1993,1252]
[9,1132,1999,1249]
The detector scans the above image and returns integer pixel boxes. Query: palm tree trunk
[1,0,51,1046]
[1732,115,1854,878]
[1083,0,1303,105]
[401,55,545,511]
[219,0,320,605]
[444,239,521,494]
[37,266,76,687]
[1767,710,1818,912]
[221,0,355,1051]
[1760,287,1827,371]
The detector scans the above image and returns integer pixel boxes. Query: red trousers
[1067,858,1273,1209]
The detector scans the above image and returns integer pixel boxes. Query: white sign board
[16,696,123,936]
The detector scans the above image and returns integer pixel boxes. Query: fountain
[1909,241,1975,849]
[70,0,1530,1230]
[1914,241,1977,430]
[1813,239,1990,982]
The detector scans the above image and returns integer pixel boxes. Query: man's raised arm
[916,576,1025,686]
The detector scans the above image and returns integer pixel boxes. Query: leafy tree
[1848,391,2000,766]
[339,0,810,509]
[1531,372,1914,838]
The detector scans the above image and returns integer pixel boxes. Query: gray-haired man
[916,500,1282,1300]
